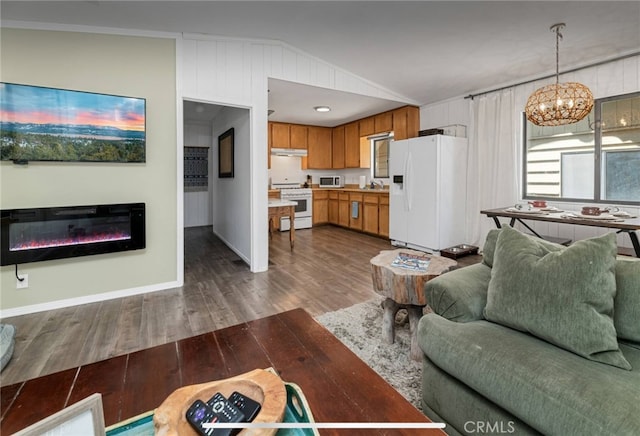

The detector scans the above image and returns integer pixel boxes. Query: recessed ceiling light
[314,106,331,113]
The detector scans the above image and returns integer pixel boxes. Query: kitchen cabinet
[359,117,375,137]
[349,192,363,230]
[313,190,329,225]
[290,124,308,149]
[374,112,393,134]
[270,122,290,148]
[338,192,350,227]
[344,122,360,168]
[307,126,333,169]
[378,194,389,238]
[392,106,420,140]
[328,191,339,224]
[331,126,345,169]
[363,193,380,234]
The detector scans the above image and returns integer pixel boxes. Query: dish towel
[351,201,359,219]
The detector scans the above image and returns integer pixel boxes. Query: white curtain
[466,89,521,248]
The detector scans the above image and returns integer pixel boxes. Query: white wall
[419,54,640,250]
[212,106,252,262]
[182,34,416,271]
[184,122,213,227]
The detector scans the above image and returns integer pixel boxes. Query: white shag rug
[315,298,423,410]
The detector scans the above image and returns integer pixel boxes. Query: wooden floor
[0,225,481,387]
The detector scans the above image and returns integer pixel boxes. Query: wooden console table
[481,207,640,257]
[268,199,296,250]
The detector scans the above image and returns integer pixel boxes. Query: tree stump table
[370,249,457,361]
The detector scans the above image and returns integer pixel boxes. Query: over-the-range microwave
[318,176,344,188]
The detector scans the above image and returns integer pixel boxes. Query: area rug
[315,298,423,410]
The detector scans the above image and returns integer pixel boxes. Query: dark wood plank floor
[0,225,481,387]
[1,309,444,435]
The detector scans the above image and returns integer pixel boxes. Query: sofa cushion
[418,314,640,435]
[425,263,491,322]
[615,258,640,342]
[485,226,630,370]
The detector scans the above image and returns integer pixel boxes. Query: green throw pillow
[484,226,631,370]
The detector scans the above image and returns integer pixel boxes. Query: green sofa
[417,227,640,436]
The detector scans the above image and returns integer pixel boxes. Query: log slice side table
[370,249,457,361]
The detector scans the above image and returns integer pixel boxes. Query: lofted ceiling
[2,1,639,126]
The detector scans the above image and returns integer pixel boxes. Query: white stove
[272,182,313,231]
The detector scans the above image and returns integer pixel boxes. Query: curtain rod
[465,51,640,100]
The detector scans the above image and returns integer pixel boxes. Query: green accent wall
[0,28,178,312]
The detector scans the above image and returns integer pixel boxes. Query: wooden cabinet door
[312,190,329,225]
[374,112,393,133]
[307,126,332,169]
[332,126,345,169]
[290,124,308,149]
[362,194,379,234]
[328,192,339,224]
[349,193,363,230]
[378,194,389,238]
[338,192,350,227]
[344,122,360,168]
[271,122,290,148]
[359,117,374,137]
[392,106,420,140]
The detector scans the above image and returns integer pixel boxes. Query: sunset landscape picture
[0,82,146,162]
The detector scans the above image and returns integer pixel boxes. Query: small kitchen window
[371,134,392,178]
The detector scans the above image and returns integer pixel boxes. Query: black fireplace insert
[1,203,145,266]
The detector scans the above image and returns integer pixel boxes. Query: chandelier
[525,23,594,126]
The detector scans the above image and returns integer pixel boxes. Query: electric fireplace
[1,203,145,266]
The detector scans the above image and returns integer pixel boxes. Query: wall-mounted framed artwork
[0,82,146,164]
[218,127,234,178]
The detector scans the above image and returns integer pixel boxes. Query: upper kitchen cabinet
[270,122,308,150]
[290,124,308,149]
[392,106,420,140]
[359,117,375,137]
[374,112,393,133]
[307,126,333,169]
[344,122,360,168]
[270,122,290,148]
[332,125,345,169]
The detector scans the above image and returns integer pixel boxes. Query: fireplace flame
[10,232,131,251]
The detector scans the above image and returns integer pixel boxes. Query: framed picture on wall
[218,127,234,178]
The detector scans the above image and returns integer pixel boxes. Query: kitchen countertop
[268,199,297,207]
[313,187,389,194]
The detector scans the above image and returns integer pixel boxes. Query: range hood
[270,148,308,157]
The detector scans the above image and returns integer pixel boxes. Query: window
[524,92,640,205]
[372,135,391,178]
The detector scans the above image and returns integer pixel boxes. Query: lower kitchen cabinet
[349,193,363,230]
[312,190,329,225]
[338,192,350,227]
[328,191,339,224]
[312,189,388,238]
[363,194,379,234]
[378,194,389,238]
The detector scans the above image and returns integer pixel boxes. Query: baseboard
[0,280,182,319]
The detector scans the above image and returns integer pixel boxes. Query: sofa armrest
[425,263,491,322]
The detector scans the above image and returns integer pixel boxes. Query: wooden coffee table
[0,309,444,435]
[371,249,457,361]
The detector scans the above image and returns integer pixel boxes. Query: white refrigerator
[389,135,468,253]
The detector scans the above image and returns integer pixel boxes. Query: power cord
[15,264,24,282]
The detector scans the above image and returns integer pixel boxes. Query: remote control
[185,399,217,436]
[205,392,246,436]
[228,391,262,422]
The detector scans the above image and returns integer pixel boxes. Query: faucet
[371,179,384,190]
